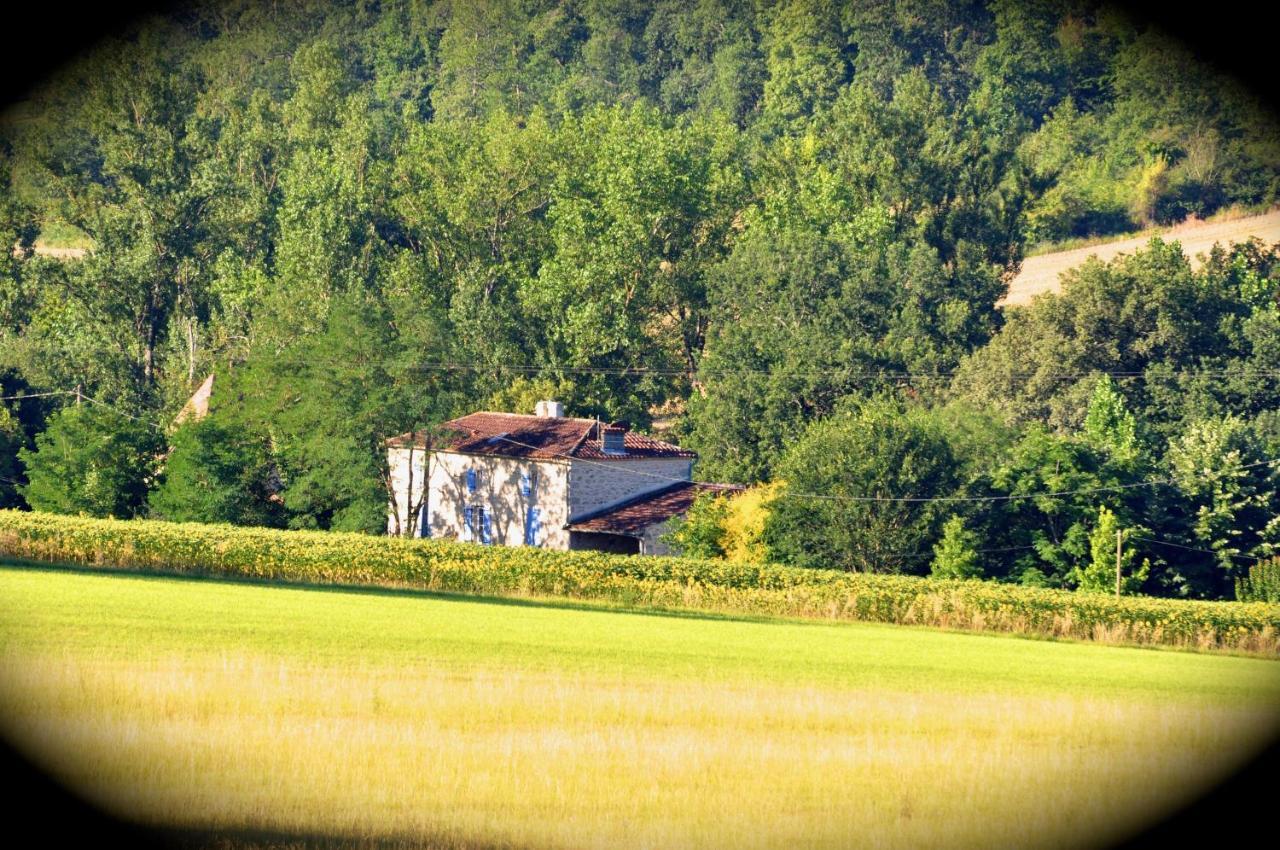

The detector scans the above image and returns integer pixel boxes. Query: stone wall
[388,447,694,552]
[566,457,693,520]
[426,451,571,549]
[639,520,676,556]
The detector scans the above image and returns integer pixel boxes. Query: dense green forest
[0,0,1277,599]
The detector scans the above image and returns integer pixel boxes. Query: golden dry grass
[1,655,1272,850]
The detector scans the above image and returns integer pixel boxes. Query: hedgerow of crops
[1,510,1277,655]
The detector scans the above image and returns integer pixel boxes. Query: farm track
[31,244,88,259]
[1001,209,1280,307]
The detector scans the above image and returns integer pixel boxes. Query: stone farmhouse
[385,401,738,555]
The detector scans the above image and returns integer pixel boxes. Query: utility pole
[1115,529,1122,598]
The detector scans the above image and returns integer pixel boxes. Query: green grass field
[1,562,1278,850]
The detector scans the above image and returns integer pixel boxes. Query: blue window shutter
[525,506,541,546]
[466,468,477,492]
[520,471,532,498]
[462,505,473,542]
[481,508,493,544]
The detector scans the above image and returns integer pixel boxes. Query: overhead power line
[262,356,1280,383]
[490,432,1280,506]
[0,390,77,401]
[1130,535,1265,563]
[0,387,164,429]
[768,458,1280,504]
[77,392,165,428]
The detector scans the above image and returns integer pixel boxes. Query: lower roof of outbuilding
[566,481,744,537]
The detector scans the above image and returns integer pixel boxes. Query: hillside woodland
[1,0,1278,599]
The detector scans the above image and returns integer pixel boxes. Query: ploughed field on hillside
[0,564,1277,850]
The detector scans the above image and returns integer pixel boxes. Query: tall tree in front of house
[216,290,461,534]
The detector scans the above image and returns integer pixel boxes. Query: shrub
[1237,558,1280,602]
[18,406,163,518]
[720,483,778,564]
[931,517,983,580]
[149,419,284,527]
[662,483,777,563]
[662,491,730,559]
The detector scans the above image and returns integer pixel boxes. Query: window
[464,505,492,545]
[519,470,534,498]
[465,468,478,493]
[524,506,541,547]
[602,429,626,455]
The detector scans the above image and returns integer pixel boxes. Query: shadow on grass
[0,556,820,631]
[0,735,519,850]
[154,825,520,850]
[7,727,1280,850]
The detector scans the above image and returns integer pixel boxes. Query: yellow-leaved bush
[719,482,780,564]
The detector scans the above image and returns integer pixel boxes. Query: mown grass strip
[1,510,1277,655]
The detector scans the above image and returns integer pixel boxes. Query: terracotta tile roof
[384,430,434,449]
[572,430,697,460]
[567,482,743,536]
[387,412,697,460]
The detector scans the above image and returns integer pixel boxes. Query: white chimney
[535,400,564,418]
